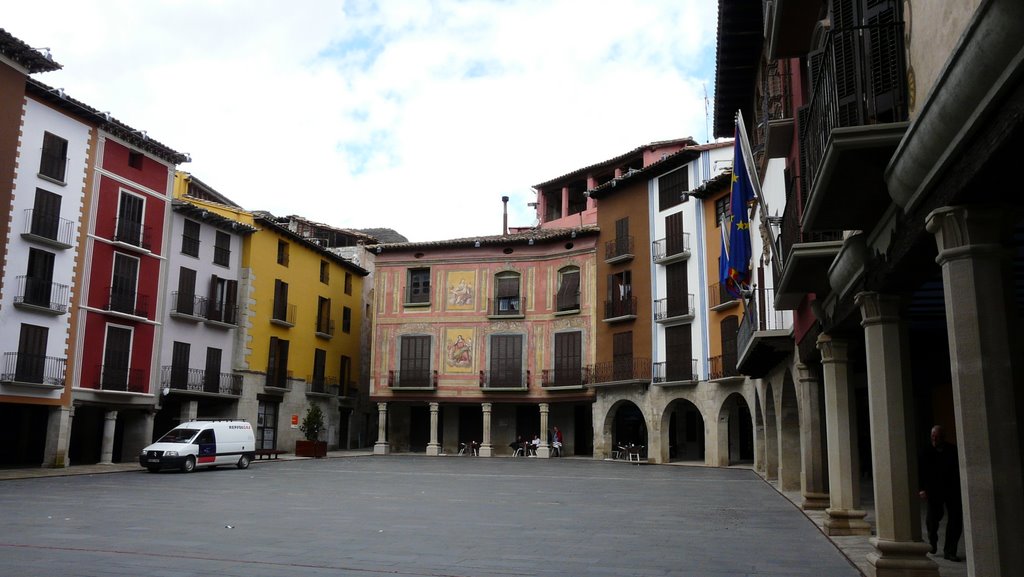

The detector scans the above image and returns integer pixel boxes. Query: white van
[140,420,256,473]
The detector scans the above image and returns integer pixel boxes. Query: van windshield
[158,428,199,443]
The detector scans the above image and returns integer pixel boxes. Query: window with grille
[715,193,732,227]
[407,268,430,304]
[181,219,200,257]
[213,231,231,266]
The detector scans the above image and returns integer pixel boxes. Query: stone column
[818,334,871,535]
[426,402,441,456]
[181,400,198,423]
[479,403,493,457]
[537,403,551,458]
[42,405,73,468]
[99,410,118,465]
[927,206,1024,577]
[796,363,830,510]
[857,292,938,576]
[374,402,390,455]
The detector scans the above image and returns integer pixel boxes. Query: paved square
[0,457,860,576]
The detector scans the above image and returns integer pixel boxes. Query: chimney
[502,196,509,236]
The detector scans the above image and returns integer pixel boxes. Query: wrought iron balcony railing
[652,232,691,262]
[541,367,591,388]
[604,296,638,320]
[113,218,153,250]
[96,365,146,392]
[652,359,698,383]
[105,287,149,318]
[709,355,740,380]
[161,366,242,395]
[315,318,335,337]
[23,209,75,247]
[479,369,529,390]
[14,276,70,313]
[388,369,437,389]
[605,236,634,261]
[307,375,340,395]
[265,367,291,389]
[591,358,651,384]
[205,301,238,326]
[490,297,525,316]
[170,291,206,317]
[271,302,296,325]
[654,294,695,321]
[708,282,739,309]
[1,352,66,386]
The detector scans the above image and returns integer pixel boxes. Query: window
[181,219,200,257]
[666,262,689,317]
[407,268,430,304]
[607,217,632,259]
[715,194,732,227]
[175,267,197,315]
[110,253,140,315]
[344,272,352,295]
[24,248,55,308]
[320,261,330,284]
[14,324,48,384]
[170,341,190,390]
[612,332,634,381]
[658,167,689,211]
[494,272,521,315]
[30,189,62,241]
[256,399,279,449]
[489,334,523,387]
[128,150,144,170]
[553,331,582,386]
[398,335,431,387]
[101,325,133,390]
[340,355,352,390]
[342,306,352,334]
[277,240,289,266]
[203,347,222,392]
[606,270,634,318]
[556,267,580,312]
[665,325,693,381]
[208,275,238,324]
[115,191,147,248]
[664,212,686,256]
[213,231,231,266]
[267,337,290,388]
[39,132,68,182]
[316,297,332,335]
[272,280,290,323]
[312,349,327,389]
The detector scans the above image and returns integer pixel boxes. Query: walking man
[918,425,963,561]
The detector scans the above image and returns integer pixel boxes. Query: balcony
[737,287,793,378]
[161,366,242,396]
[265,368,291,390]
[708,355,741,381]
[603,296,637,323]
[95,365,146,393]
[708,282,739,311]
[652,359,698,385]
[270,302,296,327]
[170,291,206,321]
[104,287,149,319]
[541,367,590,389]
[13,276,70,315]
[387,369,437,390]
[307,376,340,396]
[204,301,239,327]
[604,236,634,263]
[754,58,794,165]
[654,294,695,325]
[22,209,75,249]
[1,352,66,388]
[775,180,844,309]
[479,369,529,391]
[315,319,335,339]
[800,21,909,232]
[590,358,651,386]
[113,218,153,252]
[652,233,691,264]
[489,297,525,318]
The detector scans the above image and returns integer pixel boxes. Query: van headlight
[163,451,178,457]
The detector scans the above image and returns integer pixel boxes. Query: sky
[4,1,721,242]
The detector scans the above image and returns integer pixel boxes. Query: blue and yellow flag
[725,126,754,298]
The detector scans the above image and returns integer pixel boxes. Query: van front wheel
[237,454,251,470]
[182,456,196,473]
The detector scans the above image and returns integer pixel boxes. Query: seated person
[510,435,526,455]
[529,434,541,456]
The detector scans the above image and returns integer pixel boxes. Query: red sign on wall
[291,414,299,426]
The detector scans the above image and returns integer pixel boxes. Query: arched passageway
[718,392,754,465]
[662,398,705,463]
[600,400,648,458]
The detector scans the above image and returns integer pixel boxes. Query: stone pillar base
[867,539,938,577]
[536,446,551,458]
[824,508,871,536]
[479,444,493,457]
[426,443,440,456]
[801,492,831,511]
[373,442,390,455]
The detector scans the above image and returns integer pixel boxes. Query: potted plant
[295,403,328,458]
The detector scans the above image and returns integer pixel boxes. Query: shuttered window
[490,334,523,387]
[553,331,582,385]
[665,325,693,381]
[31,189,62,240]
[658,168,689,211]
[399,335,431,387]
[556,267,580,311]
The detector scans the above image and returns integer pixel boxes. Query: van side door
[196,429,216,465]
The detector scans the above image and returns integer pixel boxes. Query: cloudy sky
[5,1,721,242]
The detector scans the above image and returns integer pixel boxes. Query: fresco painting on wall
[446,271,475,310]
[444,328,475,373]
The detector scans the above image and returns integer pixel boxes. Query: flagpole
[734,109,782,283]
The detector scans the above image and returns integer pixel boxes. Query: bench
[255,449,287,460]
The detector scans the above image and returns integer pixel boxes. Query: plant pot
[295,440,327,458]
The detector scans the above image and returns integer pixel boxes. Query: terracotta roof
[587,147,701,199]
[0,28,62,73]
[253,213,370,276]
[281,215,380,243]
[26,78,189,164]
[690,169,734,199]
[172,200,257,235]
[367,225,600,253]
[532,137,698,189]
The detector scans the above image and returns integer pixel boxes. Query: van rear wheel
[237,454,251,470]
[181,456,196,473]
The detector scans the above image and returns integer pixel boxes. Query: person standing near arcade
[918,425,963,562]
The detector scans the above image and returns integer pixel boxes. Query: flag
[725,124,755,298]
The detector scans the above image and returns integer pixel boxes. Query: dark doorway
[574,403,593,456]
[458,405,482,446]
[339,408,351,449]
[613,402,647,447]
[515,405,540,440]
[0,403,48,466]
[409,405,429,452]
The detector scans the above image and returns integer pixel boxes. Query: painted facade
[369,228,598,457]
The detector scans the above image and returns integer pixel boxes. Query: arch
[777,371,801,491]
[717,392,754,466]
[659,397,705,464]
[763,381,779,480]
[599,399,648,459]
